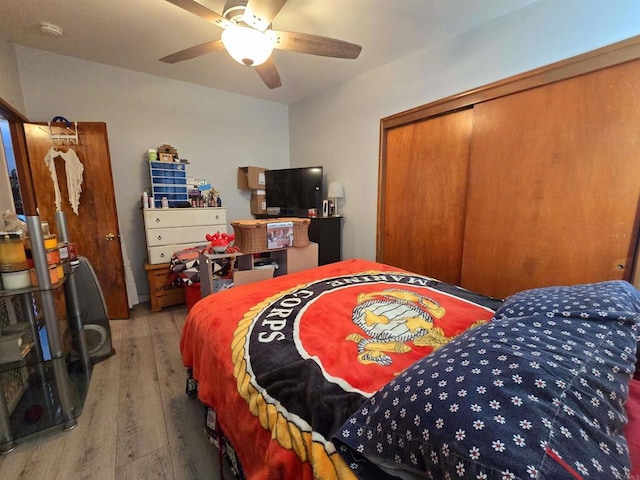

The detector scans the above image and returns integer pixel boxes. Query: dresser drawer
[144,208,226,229]
[145,225,221,247]
[147,242,207,264]
[144,261,185,312]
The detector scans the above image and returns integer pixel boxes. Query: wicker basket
[231,218,310,253]
[231,220,267,254]
[290,218,311,247]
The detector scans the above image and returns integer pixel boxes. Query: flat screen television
[265,166,323,216]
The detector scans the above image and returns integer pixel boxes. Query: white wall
[8,0,640,303]
[0,39,26,116]
[16,46,289,301]
[289,0,640,262]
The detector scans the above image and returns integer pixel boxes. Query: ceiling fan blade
[243,0,287,31]
[166,0,233,29]
[160,39,225,63]
[255,57,282,89]
[272,30,362,59]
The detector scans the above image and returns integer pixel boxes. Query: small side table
[144,261,185,312]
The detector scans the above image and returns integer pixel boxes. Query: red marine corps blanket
[180,259,502,479]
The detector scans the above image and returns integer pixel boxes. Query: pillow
[493,280,640,322]
[333,281,639,480]
[494,280,640,381]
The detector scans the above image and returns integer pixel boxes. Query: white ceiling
[0,0,537,105]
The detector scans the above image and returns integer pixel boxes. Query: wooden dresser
[143,207,226,264]
[143,207,227,310]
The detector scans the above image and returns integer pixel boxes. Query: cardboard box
[250,193,267,215]
[279,242,318,275]
[233,267,275,286]
[237,166,267,190]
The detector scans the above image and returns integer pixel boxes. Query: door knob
[105,233,117,241]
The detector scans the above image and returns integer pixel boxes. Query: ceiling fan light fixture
[222,26,274,67]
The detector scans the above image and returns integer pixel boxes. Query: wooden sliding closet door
[379,109,473,284]
[460,60,640,298]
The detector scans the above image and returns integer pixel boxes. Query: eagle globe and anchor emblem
[346,288,486,366]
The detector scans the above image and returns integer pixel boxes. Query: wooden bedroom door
[378,108,474,284]
[460,59,640,298]
[20,122,129,319]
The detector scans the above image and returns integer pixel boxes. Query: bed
[180,258,640,479]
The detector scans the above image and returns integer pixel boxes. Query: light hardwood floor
[0,303,234,480]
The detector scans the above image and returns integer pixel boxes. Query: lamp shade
[327,182,344,199]
[221,26,274,66]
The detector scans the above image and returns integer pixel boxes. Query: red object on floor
[626,378,640,478]
[185,283,201,311]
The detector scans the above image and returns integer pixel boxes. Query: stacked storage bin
[149,161,188,208]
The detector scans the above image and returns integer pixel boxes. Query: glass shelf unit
[0,213,92,454]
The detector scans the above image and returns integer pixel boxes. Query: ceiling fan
[160,0,362,89]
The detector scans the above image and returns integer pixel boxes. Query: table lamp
[327,181,344,216]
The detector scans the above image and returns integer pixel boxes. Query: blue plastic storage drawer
[150,161,185,171]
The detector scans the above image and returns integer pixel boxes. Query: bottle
[161,197,169,209]
[142,191,149,209]
[148,196,154,208]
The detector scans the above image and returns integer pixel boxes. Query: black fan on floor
[64,256,114,363]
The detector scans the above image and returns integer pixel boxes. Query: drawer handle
[157,235,162,241]
[160,253,165,258]
[156,218,161,223]
[215,215,219,219]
